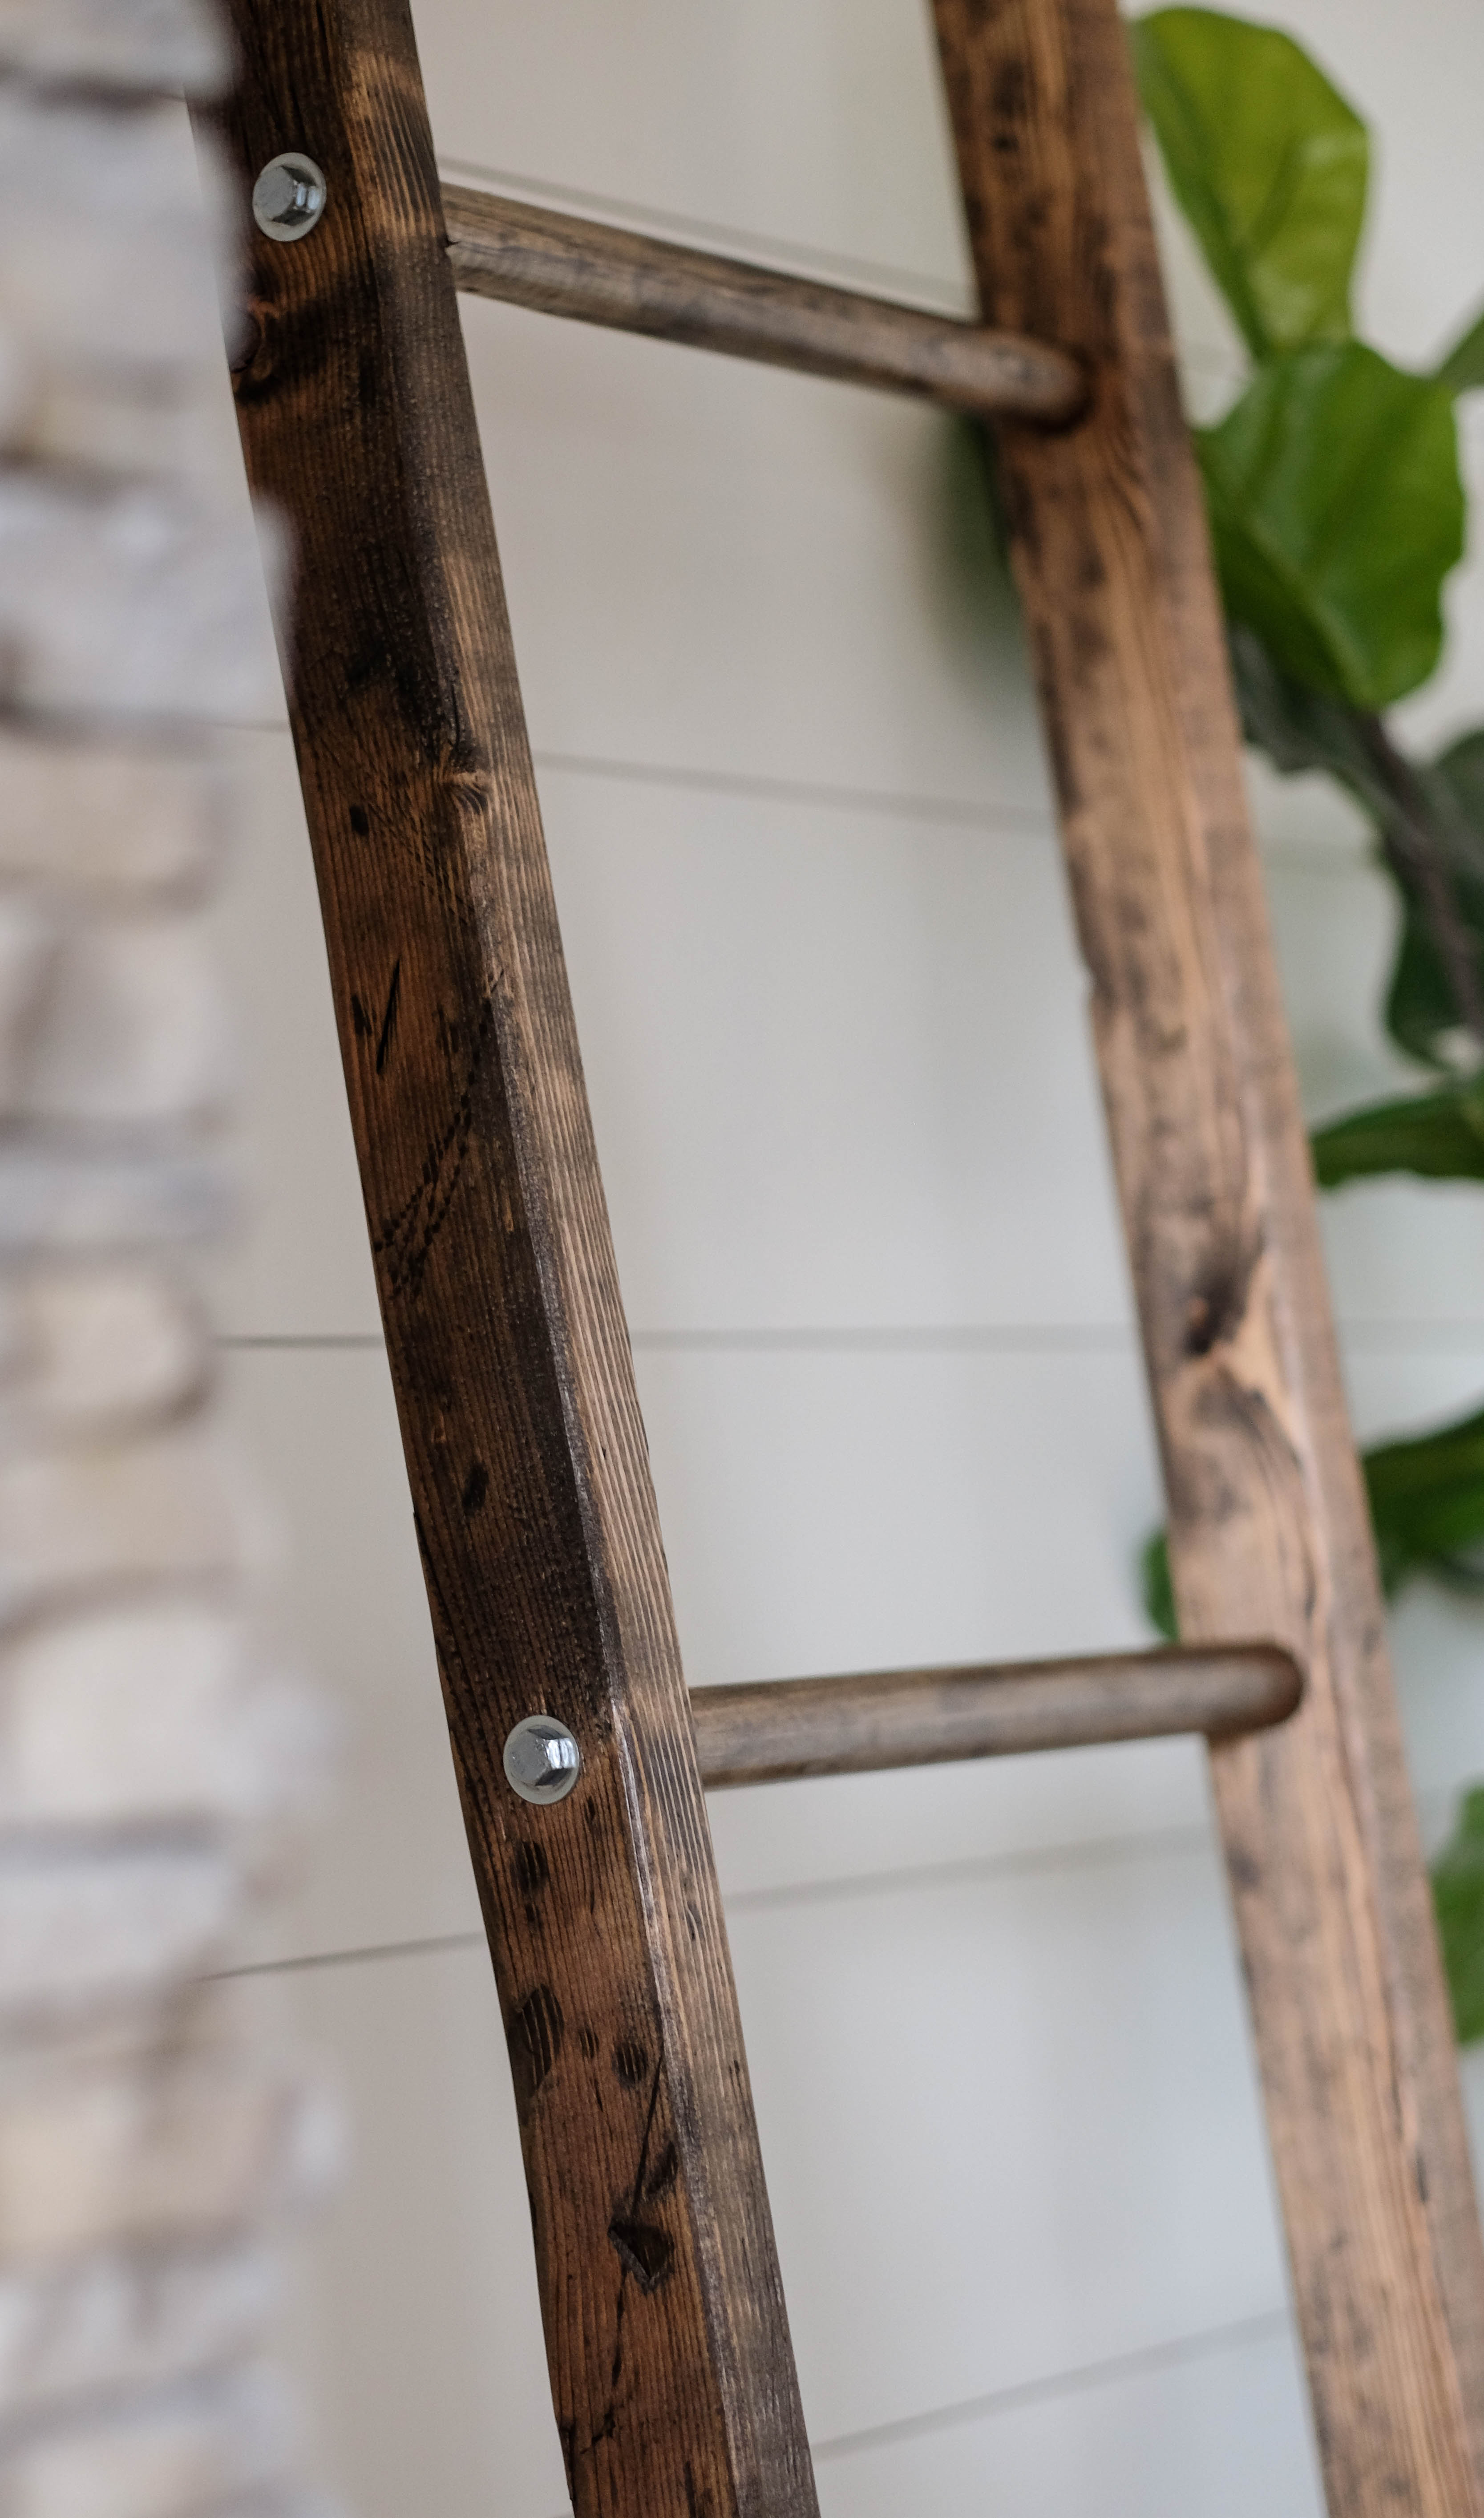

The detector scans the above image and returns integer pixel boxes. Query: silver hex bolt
[252,153,328,243]
[503,1715,582,1806]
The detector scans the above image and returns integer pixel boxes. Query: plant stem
[1358,713,1484,1054]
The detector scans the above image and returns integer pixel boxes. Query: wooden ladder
[200,2,1484,2510]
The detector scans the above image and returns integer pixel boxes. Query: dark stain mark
[507,1984,563,2121]
[607,2217,675,2293]
[350,994,373,1041]
[603,2052,675,2292]
[345,640,391,700]
[374,958,402,1076]
[1181,1249,1253,1361]
[1184,1293,1218,1356]
[991,57,1030,122]
[645,2141,678,2202]
[558,2421,577,2498]
[1228,1848,1261,1893]
[349,804,369,837]
[575,2052,678,2461]
[512,1840,548,1898]
[461,1460,489,1516]
[577,2025,599,2061]
[613,2038,649,2089]
[1416,2149,1430,2204]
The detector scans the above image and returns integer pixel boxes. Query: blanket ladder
[200,2,1484,2510]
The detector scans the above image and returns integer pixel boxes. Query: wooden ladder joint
[690,1642,1302,1789]
[442,182,1087,424]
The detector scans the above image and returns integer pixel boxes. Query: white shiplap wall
[203,1,1484,2510]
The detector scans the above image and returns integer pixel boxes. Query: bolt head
[503,1715,582,1805]
[253,154,328,243]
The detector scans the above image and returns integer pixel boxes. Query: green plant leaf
[1197,345,1464,709]
[1387,915,1476,1069]
[1435,300,1484,396]
[1383,733,1484,1068]
[1364,1404,1484,1593]
[1227,633,1484,1069]
[1140,1530,1178,1640]
[1132,6,1367,358]
[1431,1788,1484,2043]
[1436,729,1484,830]
[1227,622,1393,806]
[1311,1079,1484,1186]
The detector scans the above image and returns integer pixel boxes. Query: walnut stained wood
[199,6,817,2513]
[930,2,1484,2509]
[691,1644,1301,1789]
[443,183,1085,422]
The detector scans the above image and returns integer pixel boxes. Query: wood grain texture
[198,8,816,2512]
[443,183,1085,421]
[693,1644,1301,1788]
[930,2,1484,2509]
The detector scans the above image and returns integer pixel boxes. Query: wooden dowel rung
[443,184,1086,424]
[690,1644,1302,1789]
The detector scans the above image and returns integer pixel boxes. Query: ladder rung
[690,1644,1302,1788]
[443,184,1085,424]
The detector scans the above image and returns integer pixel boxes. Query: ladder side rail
[930,2,1484,2509]
[199,7,817,2514]
[443,183,1084,421]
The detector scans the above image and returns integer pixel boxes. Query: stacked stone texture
[0,4,339,2512]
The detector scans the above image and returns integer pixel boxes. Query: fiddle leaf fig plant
[1128,9,1367,358]
[1198,344,1464,709]
[1131,7,1484,2034]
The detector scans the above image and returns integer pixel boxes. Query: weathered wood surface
[205,5,817,2514]
[693,1644,1301,1789]
[930,2,1484,2509]
[443,183,1084,422]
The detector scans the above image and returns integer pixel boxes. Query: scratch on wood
[372,995,493,1296]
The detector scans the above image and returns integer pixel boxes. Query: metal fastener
[503,1714,582,1806]
[252,154,328,243]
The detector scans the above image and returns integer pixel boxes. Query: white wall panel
[811,2319,1322,2518]
[414,0,973,307]
[464,302,1050,809]
[545,771,1125,1337]
[276,1947,570,2518]
[731,1843,1289,2441]
[214,736,1484,1346]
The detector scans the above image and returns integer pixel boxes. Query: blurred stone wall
[0,4,340,2511]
